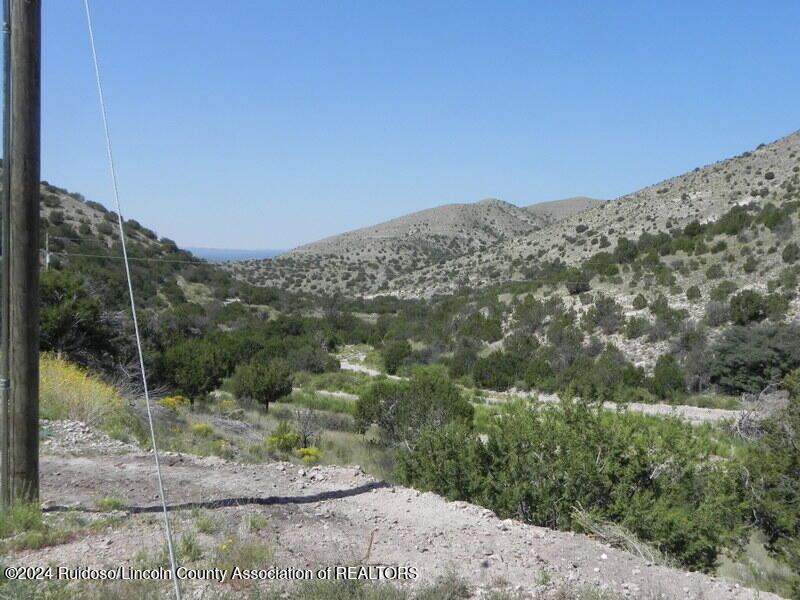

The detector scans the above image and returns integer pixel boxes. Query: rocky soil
[3,421,787,599]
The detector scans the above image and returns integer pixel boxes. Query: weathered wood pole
[6,0,40,503]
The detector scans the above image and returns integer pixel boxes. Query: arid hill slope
[225,197,599,295]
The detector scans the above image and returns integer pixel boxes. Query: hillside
[524,196,606,224]
[35,181,291,311]
[224,197,598,296]
[386,130,800,298]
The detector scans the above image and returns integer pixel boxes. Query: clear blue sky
[39,1,800,249]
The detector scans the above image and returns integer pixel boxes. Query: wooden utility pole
[1,0,41,504]
[0,0,11,507]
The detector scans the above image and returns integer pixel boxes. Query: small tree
[356,367,472,448]
[382,340,412,375]
[162,338,228,402]
[709,324,800,393]
[230,358,293,412]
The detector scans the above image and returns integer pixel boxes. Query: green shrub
[743,255,759,273]
[648,354,685,400]
[624,317,649,339]
[472,351,524,391]
[582,295,624,334]
[782,242,800,264]
[457,313,502,342]
[356,367,473,447]
[686,286,701,301]
[399,401,748,572]
[744,369,800,590]
[729,290,768,325]
[632,294,647,310]
[161,338,229,401]
[709,324,800,393]
[710,281,738,302]
[382,340,412,375]
[705,264,724,280]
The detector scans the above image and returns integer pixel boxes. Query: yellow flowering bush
[39,353,143,442]
[296,446,321,465]
[266,421,301,453]
[191,423,214,437]
[158,395,190,412]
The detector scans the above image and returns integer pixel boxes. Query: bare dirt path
[337,353,744,425]
[6,425,784,600]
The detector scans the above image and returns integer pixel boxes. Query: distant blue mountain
[183,247,287,262]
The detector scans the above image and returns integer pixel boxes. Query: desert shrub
[503,333,540,360]
[39,270,115,362]
[765,294,791,320]
[191,423,214,437]
[632,293,647,310]
[286,344,329,374]
[613,237,639,263]
[743,369,800,593]
[399,401,748,571]
[582,295,624,334]
[296,446,322,465]
[647,354,686,400]
[382,340,412,375]
[545,320,585,370]
[230,357,293,411]
[96,221,113,236]
[513,296,555,333]
[564,278,590,295]
[267,420,302,453]
[710,280,738,302]
[48,210,65,226]
[457,313,502,342]
[560,348,644,403]
[355,367,472,447]
[729,290,768,325]
[158,395,190,412]
[705,264,724,280]
[709,324,800,393]
[472,351,524,391]
[448,345,478,379]
[782,242,800,264]
[704,300,730,326]
[686,285,701,301]
[672,325,711,393]
[523,358,553,388]
[624,316,649,339]
[743,255,759,273]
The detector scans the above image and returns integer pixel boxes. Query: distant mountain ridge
[226,129,800,299]
[224,196,600,295]
[184,247,286,262]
